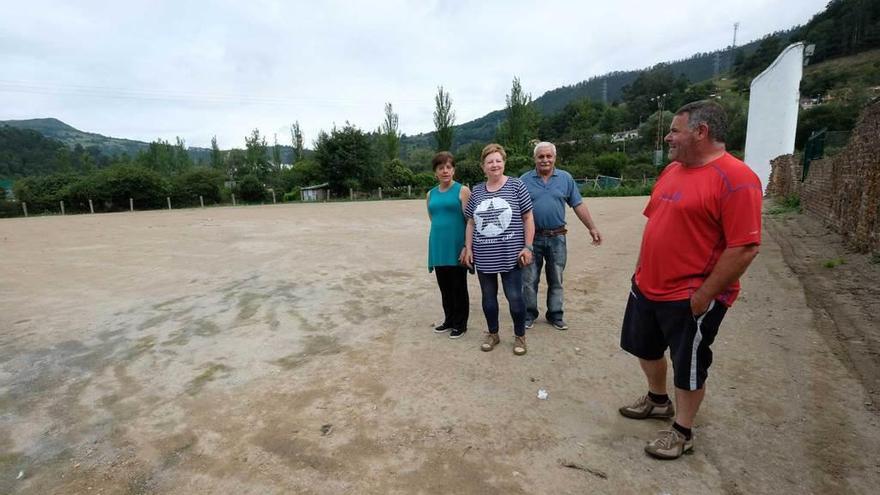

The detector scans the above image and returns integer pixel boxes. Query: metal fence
[802,129,852,180]
[579,175,657,189]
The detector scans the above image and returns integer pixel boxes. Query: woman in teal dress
[427,151,471,339]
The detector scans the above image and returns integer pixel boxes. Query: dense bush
[62,165,169,212]
[170,167,224,206]
[561,158,599,180]
[12,173,80,213]
[411,172,437,189]
[593,152,629,177]
[505,155,533,176]
[796,102,859,148]
[237,174,267,202]
[384,158,415,186]
[453,160,483,186]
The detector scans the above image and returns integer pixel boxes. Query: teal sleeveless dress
[428,181,466,272]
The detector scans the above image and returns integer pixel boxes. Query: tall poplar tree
[433,86,455,152]
[500,77,538,155]
[290,121,304,162]
[210,135,224,170]
[381,102,400,161]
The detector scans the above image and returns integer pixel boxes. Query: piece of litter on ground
[574,347,581,352]
[320,424,333,436]
[560,460,607,479]
[16,471,24,480]
[537,389,549,400]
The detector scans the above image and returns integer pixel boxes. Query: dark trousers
[434,266,469,330]
[477,267,526,336]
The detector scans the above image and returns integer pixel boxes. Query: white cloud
[0,0,829,149]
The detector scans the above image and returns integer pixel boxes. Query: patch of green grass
[768,194,801,215]
[823,258,846,268]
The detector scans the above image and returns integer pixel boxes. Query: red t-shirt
[635,152,762,306]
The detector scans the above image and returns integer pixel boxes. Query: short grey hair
[675,100,728,143]
[533,141,557,157]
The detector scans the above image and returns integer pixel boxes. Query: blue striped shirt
[465,177,533,273]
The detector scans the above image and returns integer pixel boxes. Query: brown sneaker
[618,394,675,419]
[480,332,500,352]
[513,335,527,355]
[645,429,693,459]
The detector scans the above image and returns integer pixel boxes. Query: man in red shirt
[619,100,762,459]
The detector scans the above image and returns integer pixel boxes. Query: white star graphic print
[474,197,512,237]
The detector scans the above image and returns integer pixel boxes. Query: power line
[0,79,424,107]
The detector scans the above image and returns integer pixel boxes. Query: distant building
[611,129,640,143]
[300,182,330,201]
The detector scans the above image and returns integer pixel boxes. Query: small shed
[300,182,330,201]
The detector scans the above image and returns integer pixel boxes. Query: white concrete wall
[744,42,804,192]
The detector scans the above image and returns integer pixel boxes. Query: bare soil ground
[1,197,879,494]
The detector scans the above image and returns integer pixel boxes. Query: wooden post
[271,189,276,204]
[408,185,411,197]
[129,198,134,212]
[89,199,94,214]
[60,201,65,215]
[378,187,383,200]
[349,188,354,201]
[232,194,236,206]
[22,202,28,217]
[200,195,204,208]
[167,197,172,210]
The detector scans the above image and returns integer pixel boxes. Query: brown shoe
[618,394,675,419]
[513,335,527,355]
[480,332,500,352]
[645,429,693,459]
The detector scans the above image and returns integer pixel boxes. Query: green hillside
[401,34,773,151]
[0,118,152,156]
[0,118,221,161]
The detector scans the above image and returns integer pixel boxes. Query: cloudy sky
[0,0,828,149]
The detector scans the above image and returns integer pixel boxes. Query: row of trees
[2,72,724,211]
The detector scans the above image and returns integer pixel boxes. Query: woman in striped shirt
[463,143,535,356]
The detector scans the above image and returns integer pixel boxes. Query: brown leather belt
[537,227,567,237]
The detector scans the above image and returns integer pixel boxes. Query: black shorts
[620,282,728,391]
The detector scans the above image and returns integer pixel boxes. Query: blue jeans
[477,267,526,337]
[523,234,567,322]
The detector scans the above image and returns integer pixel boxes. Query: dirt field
[1,197,878,494]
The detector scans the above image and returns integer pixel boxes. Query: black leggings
[434,266,469,330]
